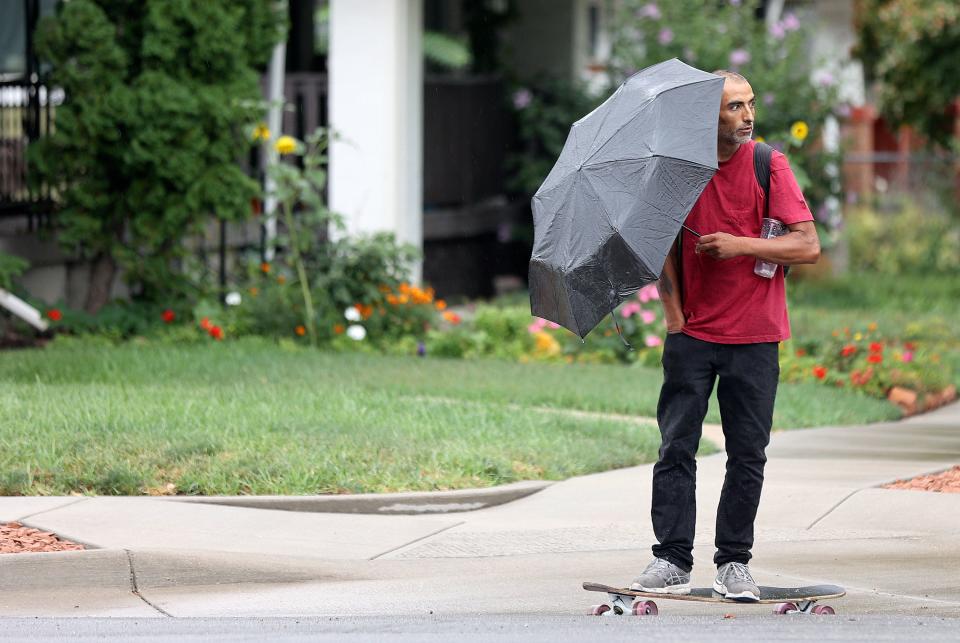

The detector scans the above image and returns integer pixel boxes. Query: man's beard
[720,127,751,146]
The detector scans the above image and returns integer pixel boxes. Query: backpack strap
[753,141,773,219]
[753,141,789,277]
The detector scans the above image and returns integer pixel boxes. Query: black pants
[651,332,779,572]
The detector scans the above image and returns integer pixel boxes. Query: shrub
[846,205,960,275]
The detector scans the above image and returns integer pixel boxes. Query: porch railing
[0,80,59,228]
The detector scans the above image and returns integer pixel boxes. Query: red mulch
[0,522,85,554]
[883,466,960,494]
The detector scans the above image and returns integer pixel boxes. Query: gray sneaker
[713,562,760,601]
[630,557,691,594]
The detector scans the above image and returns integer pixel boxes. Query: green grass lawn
[0,337,899,496]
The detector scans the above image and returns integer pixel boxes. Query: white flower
[346,324,366,341]
[225,292,242,306]
[344,306,362,322]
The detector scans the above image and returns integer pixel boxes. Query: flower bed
[779,321,957,414]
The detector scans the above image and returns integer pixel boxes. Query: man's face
[718,79,756,146]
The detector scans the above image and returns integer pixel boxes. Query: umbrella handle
[681,225,701,238]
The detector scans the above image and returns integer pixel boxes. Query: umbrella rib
[583,155,717,173]
[581,77,722,167]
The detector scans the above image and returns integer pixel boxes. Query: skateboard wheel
[773,602,797,615]
[812,604,835,615]
[590,604,611,616]
[632,600,658,616]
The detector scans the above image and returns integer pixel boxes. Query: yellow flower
[275,135,298,155]
[252,123,270,141]
[854,332,863,341]
[754,136,765,143]
[790,121,809,141]
[533,331,561,358]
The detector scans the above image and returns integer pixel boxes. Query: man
[630,70,820,601]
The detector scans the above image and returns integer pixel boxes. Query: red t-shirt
[679,141,813,344]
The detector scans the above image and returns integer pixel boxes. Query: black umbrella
[528,58,723,340]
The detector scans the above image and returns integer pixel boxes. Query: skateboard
[583,582,845,616]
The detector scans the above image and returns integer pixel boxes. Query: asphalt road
[0,616,958,642]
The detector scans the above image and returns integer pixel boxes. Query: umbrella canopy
[529,58,724,339]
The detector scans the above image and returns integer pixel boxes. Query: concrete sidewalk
[1,402,958,618]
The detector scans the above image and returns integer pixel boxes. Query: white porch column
[329,0,424,283]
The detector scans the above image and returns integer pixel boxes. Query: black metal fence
[0,81,58,229]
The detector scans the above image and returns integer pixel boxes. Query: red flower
[795,348,807,357]
[208,325,224,340]
[841,345,857,357]
[812,365,827,380]
[867,354,883,364]
[161,309,176,323]
[869,342,883,353]
[46,308,62,322]
[904,341,917,351]
[200,317,212,330]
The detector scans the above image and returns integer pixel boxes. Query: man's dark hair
[712,69,748,82]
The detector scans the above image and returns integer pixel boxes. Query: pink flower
[658,28,673,45]
[645,335,663,347]
[512,88,533,110]
[638,284,660,303]
[546,321,560,330]
[782,12,800,31]
[729,49,751,66]
[638,3,661,19]
[769,22,785,39]
[641,310,656,325]
[620,302,641,318]
[527,317,547,334]
[902,351,914,363]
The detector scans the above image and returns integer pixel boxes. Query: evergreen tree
[31,0,284,312]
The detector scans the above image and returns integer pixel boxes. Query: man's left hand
[695,232,744,260]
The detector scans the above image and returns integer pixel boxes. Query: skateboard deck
[584,582,845,616]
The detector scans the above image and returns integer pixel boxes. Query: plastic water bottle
[754,218,787,279]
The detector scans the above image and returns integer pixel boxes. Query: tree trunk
[85,252,117,314]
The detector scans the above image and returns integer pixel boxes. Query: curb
[162,480,553,515]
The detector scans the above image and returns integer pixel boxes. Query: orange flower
[398,282,411,295]
[46,308,62,322]
[841,345,857,357]
[295,325,306,336]
[867,322,878,332]
[442,311,461,325]
[435,299,447,311]
[812,365,827,380]
[277,275,286,285]
[378,284,392,294]
[795,348,807,357]
[398,294,409,304]
[209,325,224,340]
[867,354,883,364]
[333,324,345,334]
[200,317,212,330]
[354,303,374,319]
[248,287,259,297]
[260,262,271,274]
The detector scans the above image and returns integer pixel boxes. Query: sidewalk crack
[15,497,90,522]
[806,488,863,530]
[125,550,173,617]
[368,521,465,560]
